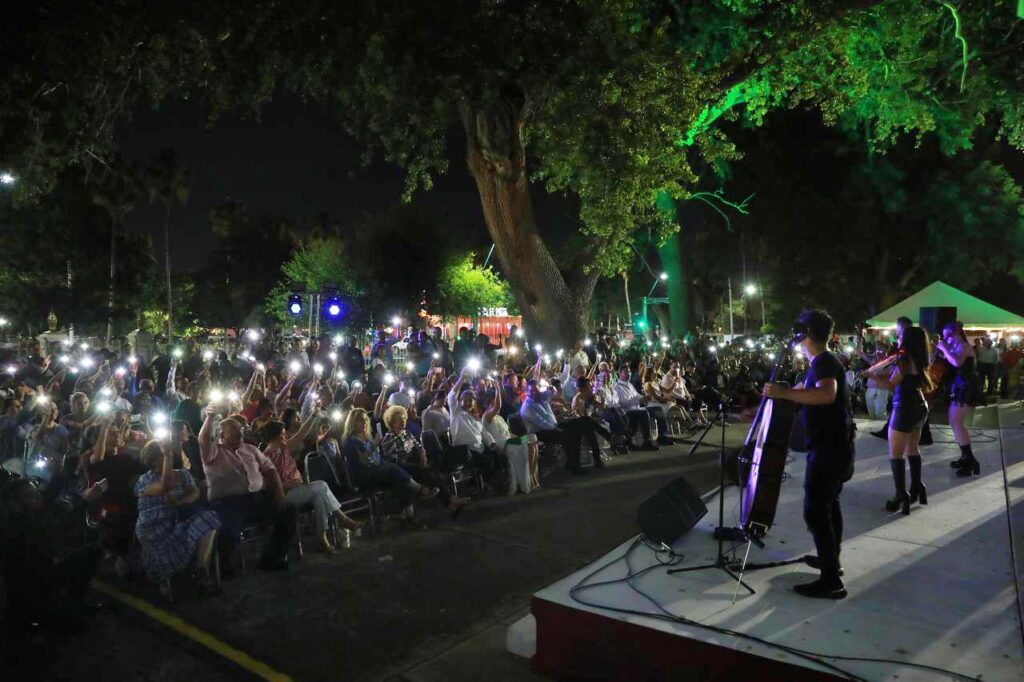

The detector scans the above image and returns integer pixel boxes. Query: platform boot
[907,454,927,505]
[885,458,910,515]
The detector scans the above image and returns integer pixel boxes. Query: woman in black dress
[870,326,933,514]
[936,322,981,476]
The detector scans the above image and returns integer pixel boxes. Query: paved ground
[1,425,743,682]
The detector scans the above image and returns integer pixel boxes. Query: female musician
[935,322,981,476]
[865,327,932,514]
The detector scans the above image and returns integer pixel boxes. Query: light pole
[743,283,766,333]
[641,272,669,341]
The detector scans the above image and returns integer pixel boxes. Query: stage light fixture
[323,295,344,320]
[287,294,304,317]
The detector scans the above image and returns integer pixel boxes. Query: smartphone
[96,478,109,491]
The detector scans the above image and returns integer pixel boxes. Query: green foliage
[264,237,358,326]
[1,0,1022,306]
[195,199,299,328]
[434,254,516,318]
[0,172,160,336]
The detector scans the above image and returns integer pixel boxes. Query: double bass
[739,350,797,539]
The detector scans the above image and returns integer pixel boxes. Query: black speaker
[919,306,957,335]
[637,477,708,546]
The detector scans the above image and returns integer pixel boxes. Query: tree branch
[936,0,969,93]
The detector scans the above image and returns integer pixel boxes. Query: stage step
[505,614,536,659]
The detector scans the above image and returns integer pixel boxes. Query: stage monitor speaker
[919,306,957,335]
[637,477,708,546]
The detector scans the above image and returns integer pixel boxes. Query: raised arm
[90,421,113,464]
[448,370,467,414]
[166,360,180,399]
[198,405,218,464]
[286,410,320,454]
[532,355,543,383]
[241,365,261,406]
[484,379,502,422]
[373,383,388,420]
[274,377,294,417]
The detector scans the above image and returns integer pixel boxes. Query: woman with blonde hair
[341,408,437,527]
[380,404,470,516]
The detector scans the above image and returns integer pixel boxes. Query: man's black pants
[804,454,847,583]
[210,491,297,567]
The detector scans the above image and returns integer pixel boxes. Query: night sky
[117,97,531,271]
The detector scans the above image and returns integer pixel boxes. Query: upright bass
[739,347,798,539]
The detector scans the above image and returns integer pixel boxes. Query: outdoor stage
[507,410,1024,681]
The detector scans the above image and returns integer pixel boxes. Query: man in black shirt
[764,309,854,599]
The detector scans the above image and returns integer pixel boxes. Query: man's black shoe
[637,442,660,452]
[258,556,289,572]
[793,578,847,600]
[802,554,844,576]
[656,437,675,446]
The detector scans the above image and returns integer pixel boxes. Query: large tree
[2,1,1022,343]
[145,148,191,343]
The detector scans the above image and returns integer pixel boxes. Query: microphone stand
[667,341,796,598]
[666,392,755,596]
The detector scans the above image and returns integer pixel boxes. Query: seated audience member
[379,405,469,516]
[420,389,450,435]
[169,419,203,479]
[1,395,35,462]
[481,382,539,493]
[499,372,523,418]
[85,415,149,577]
[262,420,362,553]
[613,365,674,446]
[447,370,504,479]
[1,476,105,633]
[199,406,296,574]
[29,401,72,478]
[60,391,93,444]
[134,440,221,593]
[341,408,438,527]
[566,377,611,471]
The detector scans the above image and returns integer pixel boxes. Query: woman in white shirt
[481,381,538,493]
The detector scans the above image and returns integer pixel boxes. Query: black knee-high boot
[907,454,927,505]
[885,458,910,515]
[955,444,980,477]
[950,442,968,468]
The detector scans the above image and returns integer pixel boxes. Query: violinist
[936,322,981,476]
[863,327,932,515]
[763,309,853,600]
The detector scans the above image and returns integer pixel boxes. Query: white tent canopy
[866,280,1024,330]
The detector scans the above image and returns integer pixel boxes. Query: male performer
[763,309,854,599]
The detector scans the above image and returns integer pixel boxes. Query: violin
[925,345,947,399]
[860,348,906,379]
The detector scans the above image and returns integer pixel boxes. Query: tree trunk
[106,214,116,347]
[622,272,632,322]
[461,100,597,348]
[164,202,174,343]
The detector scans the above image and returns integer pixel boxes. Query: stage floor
[510,416,1024,681]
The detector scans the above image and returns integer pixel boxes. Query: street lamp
[743,282,766,332]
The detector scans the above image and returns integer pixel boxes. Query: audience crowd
[2,321,1022,632]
